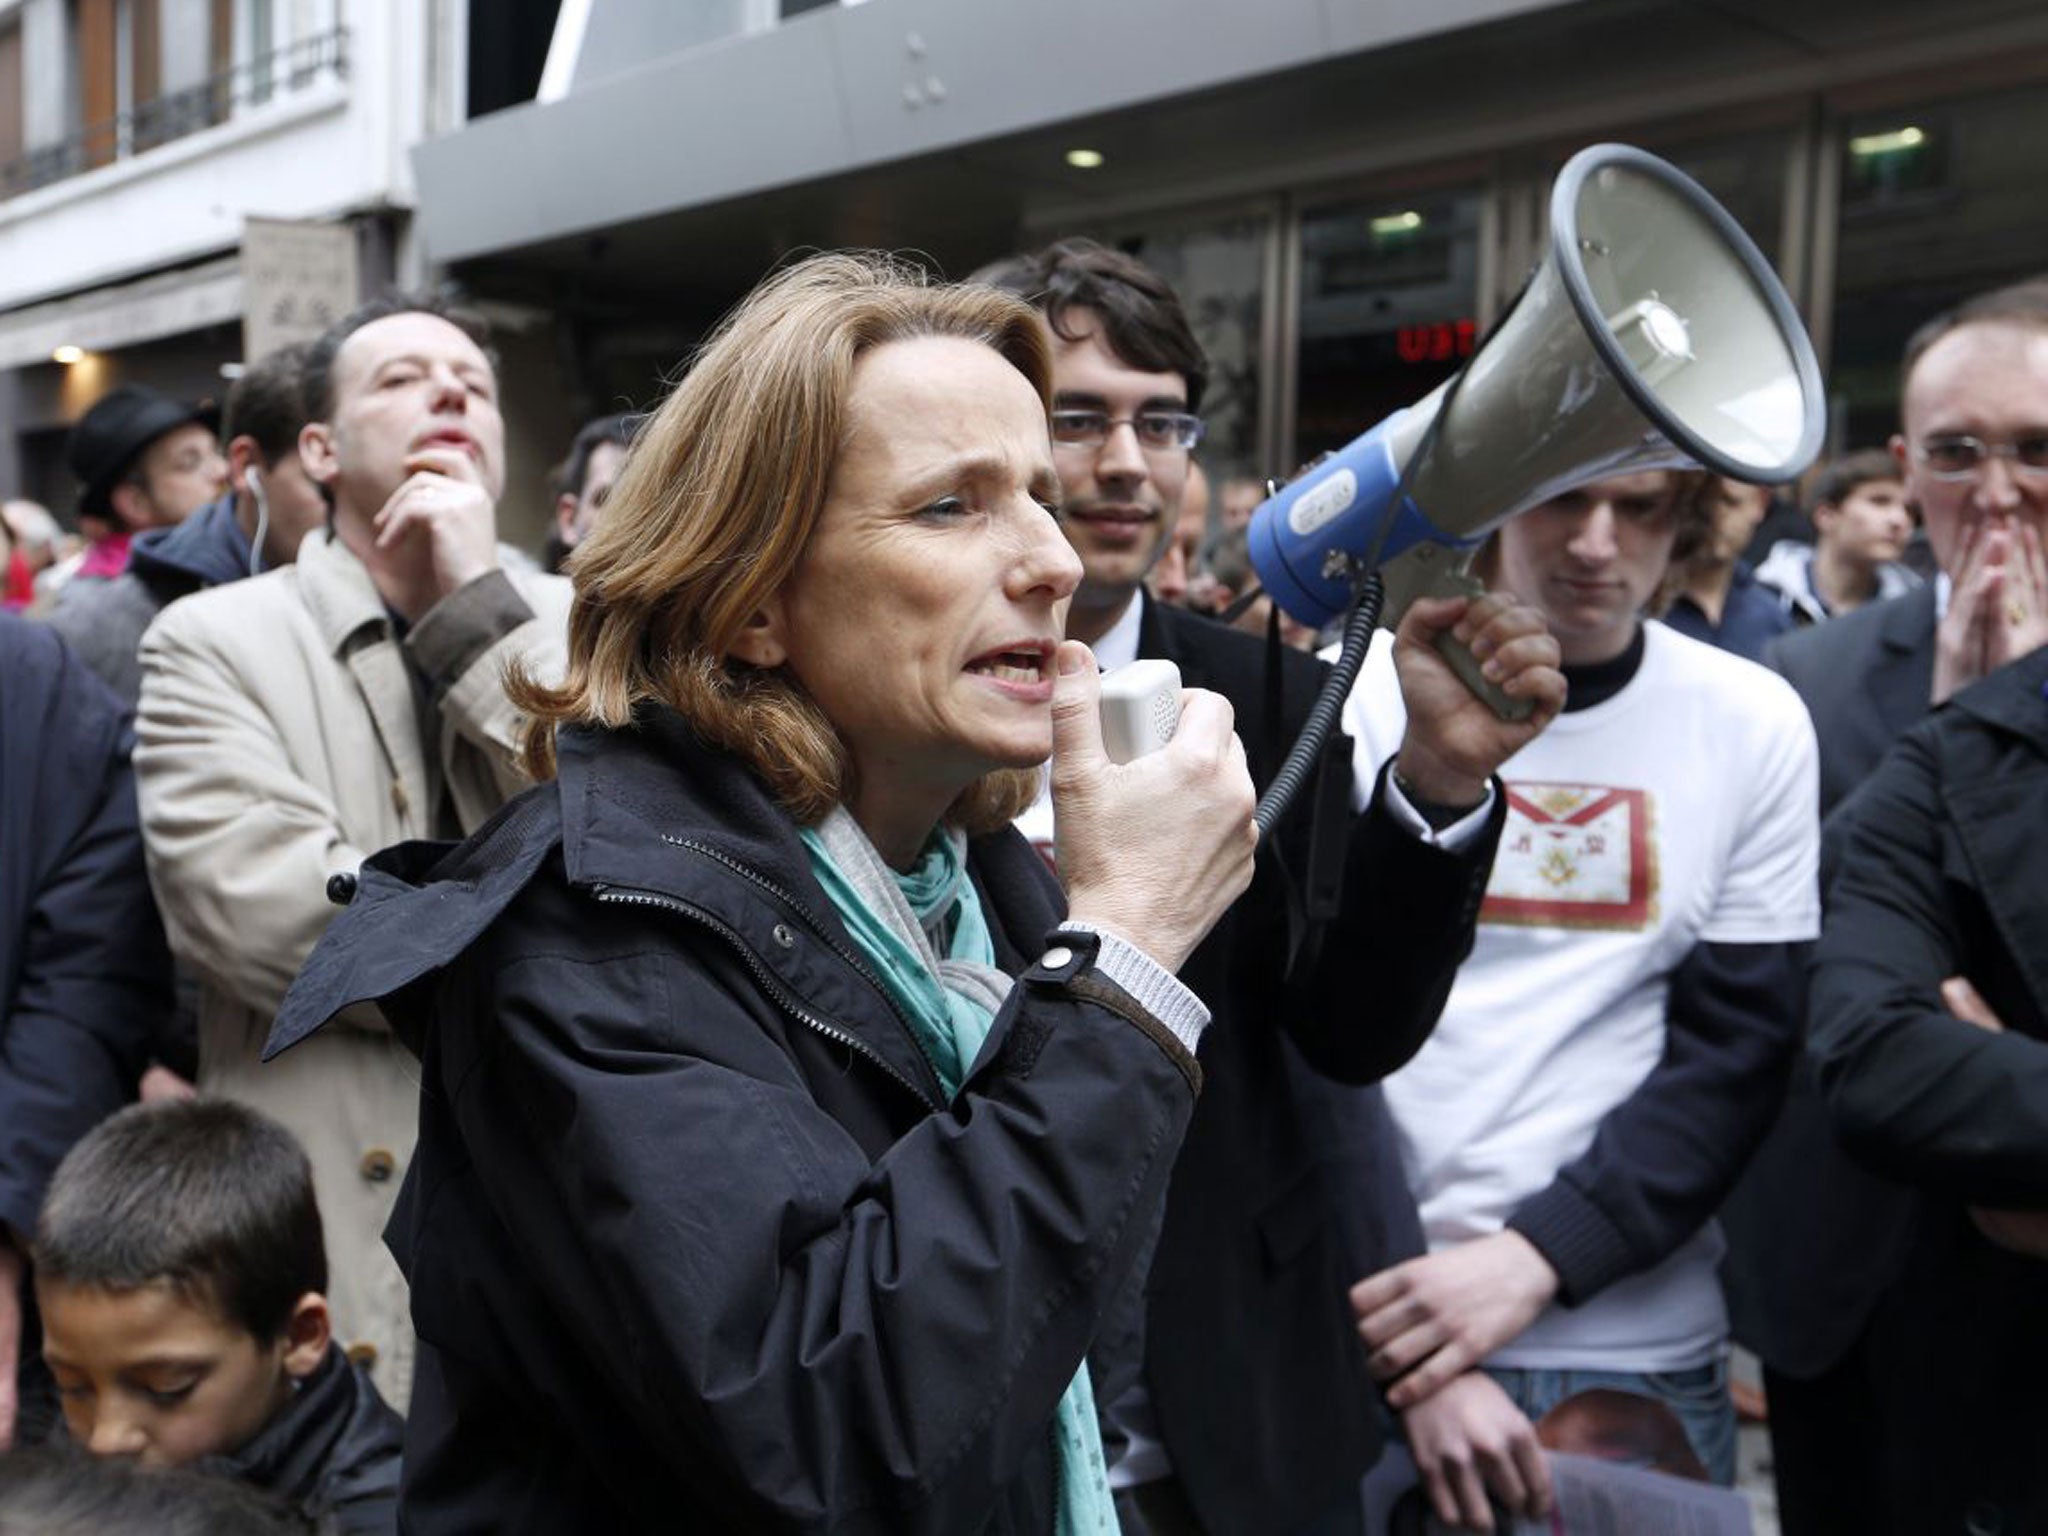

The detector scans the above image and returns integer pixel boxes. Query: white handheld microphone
[1097,659,1183,764]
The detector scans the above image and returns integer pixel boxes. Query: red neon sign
[1397,318,1478,364]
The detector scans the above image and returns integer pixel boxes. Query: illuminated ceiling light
[1370,210,1424,237]
[1064,148,1105,170]
[51,345,83,364]
[1848,126,1926,157]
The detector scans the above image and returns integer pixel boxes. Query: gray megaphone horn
[1247,142,1825,832]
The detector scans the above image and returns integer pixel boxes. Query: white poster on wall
[241,216,360,364]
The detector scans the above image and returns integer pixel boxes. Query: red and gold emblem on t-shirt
[1482,782,1659,930]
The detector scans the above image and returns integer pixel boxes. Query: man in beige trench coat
[134,296,574,1409]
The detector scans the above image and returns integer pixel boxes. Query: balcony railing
[0,27,349,202]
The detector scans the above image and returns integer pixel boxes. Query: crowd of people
[0,231,2041,1536]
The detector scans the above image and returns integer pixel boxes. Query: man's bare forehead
[334,313,494,386]
[1903,320,2048,427]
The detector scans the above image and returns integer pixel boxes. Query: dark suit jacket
[1771,583,1936,813]
[0,615,168,1238]
[1131,596,1499,1536]
[1719,588,1937,1377]
[1799,645,2048,1531]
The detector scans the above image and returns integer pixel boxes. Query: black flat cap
[67,385,218,519]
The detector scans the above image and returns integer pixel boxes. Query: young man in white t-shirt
[1340,469,1819,1530]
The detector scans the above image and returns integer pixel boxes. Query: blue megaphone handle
[1247,410,1486,630]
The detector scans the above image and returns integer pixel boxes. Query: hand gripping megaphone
[1248,143,1825,718]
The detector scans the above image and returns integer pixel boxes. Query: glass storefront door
[1829,85,2048,447]
[1112,211,1270,485]
[1292,186,1483,470]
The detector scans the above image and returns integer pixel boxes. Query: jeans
[1483,1357,1737,1487]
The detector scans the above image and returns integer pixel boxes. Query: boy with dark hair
[33,1100,400,1533]
[1755,449,1921,623]
[0,1447,314,1536]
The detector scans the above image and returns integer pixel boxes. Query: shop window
[468,0,562,119]
[1294,187,1481,470]
[1114,213,1268,484]
[1830,86,2048,447]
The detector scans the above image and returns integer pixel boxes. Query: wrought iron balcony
[0,26,349,202]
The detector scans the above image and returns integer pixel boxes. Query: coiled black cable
[1251,571,1382,836]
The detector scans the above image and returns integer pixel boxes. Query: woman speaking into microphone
[268,252,1260,1533]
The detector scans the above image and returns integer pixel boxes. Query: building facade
[0,0,471,524]
[414,0,2048,497]
[5,0,2044,537]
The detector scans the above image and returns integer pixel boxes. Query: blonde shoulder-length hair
[511,251,1055,832]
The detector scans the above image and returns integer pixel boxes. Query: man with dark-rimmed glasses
[975,239,1564,1535]
[1766,280,2048,803]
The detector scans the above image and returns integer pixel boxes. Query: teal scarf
[799,811,1118,1536]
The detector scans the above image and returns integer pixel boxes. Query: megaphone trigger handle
[1425,569,1536,724]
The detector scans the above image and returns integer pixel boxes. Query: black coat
[1810,643,2048,1195]
[0,615,168,1239]
[1800,643,2048,1531]
[211,1343,404,1534]
[269,709,1211,1535]
[1132,599,1499,1535]
[1719,588,1935,1376]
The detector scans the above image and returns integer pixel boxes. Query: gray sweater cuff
[404,569,534,696]
[1063,922,1209,1059]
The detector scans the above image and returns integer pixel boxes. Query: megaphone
[1248,143,1825,706]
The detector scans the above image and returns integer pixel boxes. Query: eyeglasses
[1050,408,1206,452]
[1911,434,2048,482]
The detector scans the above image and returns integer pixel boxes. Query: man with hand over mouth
[132,295,572,1412]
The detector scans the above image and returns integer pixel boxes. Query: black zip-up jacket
[210,1343,404,1534]
[269,710,1210,1534]
[1797,644,2048,1533]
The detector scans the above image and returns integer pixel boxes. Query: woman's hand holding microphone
[1047,641,1257,975]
